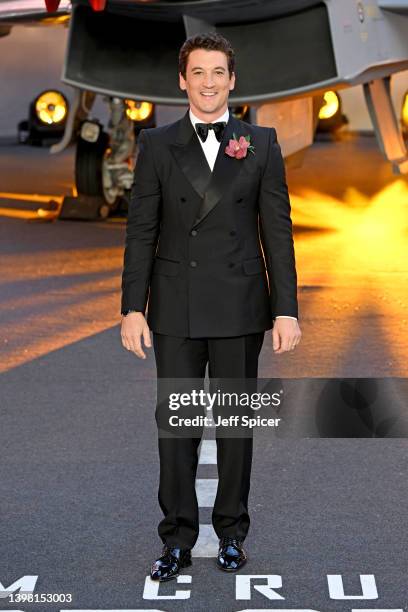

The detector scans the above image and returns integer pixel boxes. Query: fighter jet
[1,0,408,218]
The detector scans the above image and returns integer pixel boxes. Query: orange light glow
[1,181,407,376]
[318,90,340,120]
[35,91,68,125]
[125,100,154,122]
[289,180,408,374]
[402,91,408,128]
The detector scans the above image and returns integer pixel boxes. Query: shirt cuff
[274,316,298,321]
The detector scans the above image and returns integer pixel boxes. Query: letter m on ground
[0,575,38,598]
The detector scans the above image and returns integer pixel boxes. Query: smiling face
[179,48,235,122]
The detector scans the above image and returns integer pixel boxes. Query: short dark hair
[178,32,235,79]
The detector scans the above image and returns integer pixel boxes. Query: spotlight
[230,105,250,121]
[401,90,408,137]
[35,90,68,125]
[125,100,154,122]
[18,89,69,146]
[316,90,347,134]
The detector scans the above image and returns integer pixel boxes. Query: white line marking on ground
[192,524,219,558]
[196,478,218,507]
[198,439,217,464]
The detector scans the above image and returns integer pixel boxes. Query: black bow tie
[195,121,227,143]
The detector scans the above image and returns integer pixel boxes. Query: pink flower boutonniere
[225,132,255,159]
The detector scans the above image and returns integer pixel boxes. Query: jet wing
[378,0,408,14]
[0,0,71,25]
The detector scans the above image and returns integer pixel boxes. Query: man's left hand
[272,318,302,354]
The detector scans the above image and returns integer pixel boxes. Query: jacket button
[236,197,243,203]
[228,262,235,268]
[180,197,186,202]
[191,230,198,236]
[230,230,236,236]
[190,260,197,267]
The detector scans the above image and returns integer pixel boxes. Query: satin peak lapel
[192,113,246,228]
[169,110,248,229]
[169,110,212,200]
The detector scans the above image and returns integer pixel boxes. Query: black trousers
[152,331,265,550]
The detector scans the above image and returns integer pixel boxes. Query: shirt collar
[189,106,230,128]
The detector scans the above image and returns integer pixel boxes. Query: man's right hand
[121,312,152,359]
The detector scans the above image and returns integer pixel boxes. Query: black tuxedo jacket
[121,109,298,338]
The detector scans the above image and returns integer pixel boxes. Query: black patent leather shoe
[150,545,192,581]
[216,536,247,572]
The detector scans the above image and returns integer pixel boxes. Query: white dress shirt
[189,107,230,171]
[189,107,297,323]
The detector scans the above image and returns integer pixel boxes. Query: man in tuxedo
[121,32,301,580]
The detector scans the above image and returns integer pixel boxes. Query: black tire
[75,130,118,208]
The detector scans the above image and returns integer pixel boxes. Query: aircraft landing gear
[75,129,120,212]
[59,96,135,220]
[76,97,135,213]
